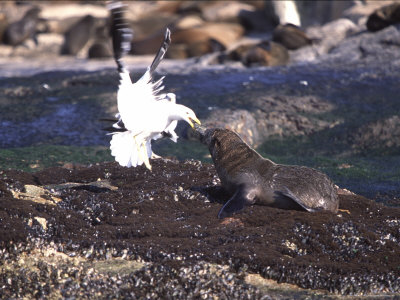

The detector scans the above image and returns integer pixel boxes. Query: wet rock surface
[0,55,399,201]
[1,56,400,150]
[1,159,400,298]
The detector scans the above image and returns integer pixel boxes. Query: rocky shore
[1,1,400,298]
[1,159,400,298]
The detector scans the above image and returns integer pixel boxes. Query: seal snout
[194,124,214,146]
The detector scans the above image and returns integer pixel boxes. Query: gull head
[173,104,201,128]
[165,93,176,103]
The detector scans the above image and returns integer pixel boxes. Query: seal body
[243,41,289,67]
[61,15,96,55]
[272,24,312,50]
[201,128,338,218]
[367,3,400,32]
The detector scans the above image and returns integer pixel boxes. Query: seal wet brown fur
[199,127,338,218]
[2,7,41,46]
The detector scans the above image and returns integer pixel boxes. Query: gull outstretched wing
[107,1,200,170]
[116,28,172,133]
[109,2,172,133]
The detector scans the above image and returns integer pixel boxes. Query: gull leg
[134,136,152,170]
[140,141,152,170]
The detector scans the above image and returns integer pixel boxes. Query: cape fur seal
[197,127,338,218]
[61,15,96,55]
[216,40,289,67]
[272,23,313,50]
[2,7,41,46]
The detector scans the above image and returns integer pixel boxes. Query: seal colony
[105,2,200,170]
[197,126,339,218]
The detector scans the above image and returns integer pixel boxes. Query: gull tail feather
[110,132,146,168]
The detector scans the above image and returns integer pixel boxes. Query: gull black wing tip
[109,1,133,73]
[148,27,172,75]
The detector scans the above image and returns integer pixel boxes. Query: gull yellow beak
[188,117,201,128]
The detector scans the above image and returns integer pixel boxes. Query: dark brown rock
[367,3,400,32]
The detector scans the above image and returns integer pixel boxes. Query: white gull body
[108,3,200,170]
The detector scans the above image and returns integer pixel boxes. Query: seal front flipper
[218,185,257,219]
[32,34,38,46]
[274,187,320,212]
